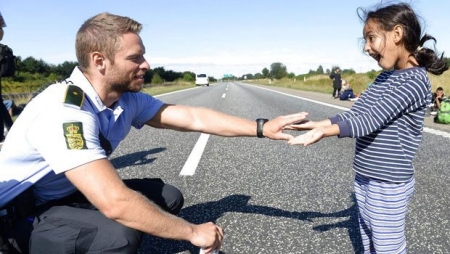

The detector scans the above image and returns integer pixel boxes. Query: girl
[286,3,448,253]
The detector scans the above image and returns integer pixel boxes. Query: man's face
[106,32,150,93]
[436,90,444,97]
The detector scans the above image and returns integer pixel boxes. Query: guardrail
[2,92,35,100]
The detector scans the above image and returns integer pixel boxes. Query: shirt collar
[67,67,108,113]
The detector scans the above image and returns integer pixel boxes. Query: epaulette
[63,85,85,109]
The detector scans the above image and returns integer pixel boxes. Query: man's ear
[92,52,106,70]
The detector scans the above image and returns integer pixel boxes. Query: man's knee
[163,184,184,215]
[124,178,184,215]
[99,222,142,253]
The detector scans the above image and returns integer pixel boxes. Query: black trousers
[332,87,341,98]
[26,178,184,254]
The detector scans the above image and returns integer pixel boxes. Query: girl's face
[363,19,405,70]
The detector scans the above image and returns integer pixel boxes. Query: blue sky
[1,0,449,79]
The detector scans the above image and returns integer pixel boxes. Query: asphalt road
[106,82,450,254]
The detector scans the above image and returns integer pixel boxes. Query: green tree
[161,70,182,82]
[269,62,287,79]
[367,70,379,79]
[182,72,194,82]
[242,73,254,80]
[342,69,356,74]
[144,69,153,83]
[52,61,78,78]
[21,57,49,74]
[151,72,163,84]
[262,68,269,78]
[254,73,263,79]
[153,67,166,80]
[316,65,324,74]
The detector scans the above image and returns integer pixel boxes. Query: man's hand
[190,222,223,253]
[283,119,317,131]
[263,112,309,140]
[288,128,325,146]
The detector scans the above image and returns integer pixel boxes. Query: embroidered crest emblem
[63,122,87,150]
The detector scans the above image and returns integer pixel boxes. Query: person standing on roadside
[286,3,447,253]
[0,11,14,143]
[329,68,342,98]
[0,12,309,253]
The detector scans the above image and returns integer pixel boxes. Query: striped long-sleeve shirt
[329,67,432,183]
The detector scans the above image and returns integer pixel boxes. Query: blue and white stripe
[330,67,431,182]
[354,173,415,254]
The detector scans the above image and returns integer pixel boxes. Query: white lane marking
[246,84,349,110]
[156,85,228,176]
[179,133,210,176]
[154,86,200,98]
[245,83,450,140]
[423,127,450,138]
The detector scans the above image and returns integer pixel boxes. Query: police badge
[63,122,87,150]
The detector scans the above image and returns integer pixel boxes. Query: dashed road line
[180,133,210,176]
[180,85,229,176]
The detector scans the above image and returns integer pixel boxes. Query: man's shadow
[139,193,363,254]
[308,193,363,254]
[110,147,166,169]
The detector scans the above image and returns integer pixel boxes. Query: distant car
[196,74,209,86]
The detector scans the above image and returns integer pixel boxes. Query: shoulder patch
[63,122,88,150]
[63,85,85,108]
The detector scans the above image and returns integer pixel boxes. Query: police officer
[0,12,308,253]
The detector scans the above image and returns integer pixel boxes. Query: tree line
[2,56,217,93]
[238,57,450,81]
[3,55,450,94]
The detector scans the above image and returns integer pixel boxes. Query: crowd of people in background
[330,72,449,125]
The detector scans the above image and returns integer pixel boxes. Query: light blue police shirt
[0,67,163,206]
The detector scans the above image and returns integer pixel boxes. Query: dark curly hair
[358,2,448,75]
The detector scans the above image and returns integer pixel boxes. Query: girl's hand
[288,128,325,146]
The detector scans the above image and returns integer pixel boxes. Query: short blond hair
[75,13,142,71]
